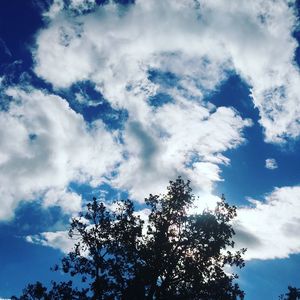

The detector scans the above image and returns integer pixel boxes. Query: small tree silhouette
[14,178,246,300]
[279,286,300,300]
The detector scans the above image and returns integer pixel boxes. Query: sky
[0,0,300,298]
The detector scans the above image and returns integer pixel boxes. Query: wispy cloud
[0,38,12,57]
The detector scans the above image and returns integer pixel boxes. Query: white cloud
[235,185,300,260]
[26,230,73,253]
[69,0,96,12]
[112,102,251,200]
[265,158,278,170]
[32,0,293,208]
[43,0,64,19]
[43,188,82,214]
[34,0,300,143]
[0,87,122,220]
[1,0,257,219]
[34,0,230,109]
[0,73,250,221]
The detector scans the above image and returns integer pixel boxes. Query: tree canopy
[279,286,300,300]
[14,178,246,300]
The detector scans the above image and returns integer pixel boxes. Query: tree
[279,286,300,300]
[12,282,47,300]
[11,281,89,300]
[14,178,246,299]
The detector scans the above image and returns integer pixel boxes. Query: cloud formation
[0,0,257,219]
[113,103,250,200]
[235,185,300,260]
[26,230,73,253]
[0,81,250,220]
[34,0,300,143]
[1,0,300,263]
[265,158,278,170]
[0,87,121,220]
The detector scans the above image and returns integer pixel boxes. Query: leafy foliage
[14,178,245,299]
[279,286,300,300]
[11,281,88,300]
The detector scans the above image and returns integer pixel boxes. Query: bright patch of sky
[0,0,300,298]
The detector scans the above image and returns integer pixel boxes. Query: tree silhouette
[12,281,89,300]
[279,286,300,300]
[14,178,245,299]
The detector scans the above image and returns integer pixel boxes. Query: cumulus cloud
[1,0,258,220]
[33,0,300,143]
[0,87,122,220]
[0,84,250,220]
[113,101,250,200]
[235,185,300,260]
[43,188,83,214]
[265,158,278,170]
[26,230,73,253]
[22,0,252,208]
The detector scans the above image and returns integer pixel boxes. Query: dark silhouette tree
[11,281,89,300]
[279,286,300,300]
[12,281,47,300]
[14,178,246,300]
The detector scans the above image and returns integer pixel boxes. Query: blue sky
[0,0,300,298]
